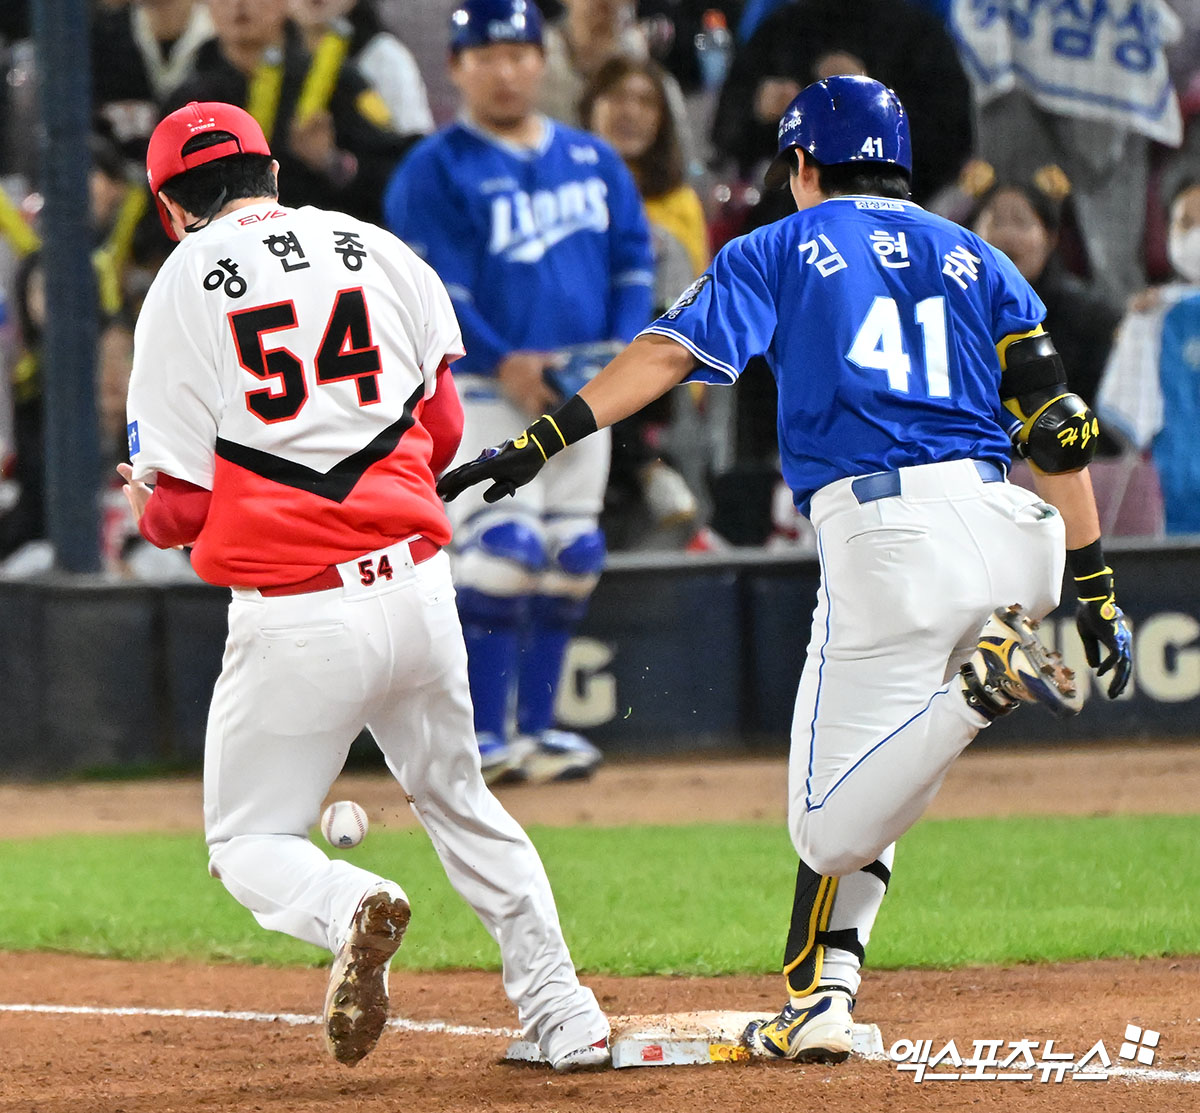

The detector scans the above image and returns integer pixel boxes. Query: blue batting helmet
[449,0,544,54]
[764,75,912,190]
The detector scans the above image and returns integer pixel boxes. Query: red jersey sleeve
[139,472,212,549]
[421,361,464,477]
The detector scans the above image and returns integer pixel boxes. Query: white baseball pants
[203,542,606,1062]
[789,458,1066,877]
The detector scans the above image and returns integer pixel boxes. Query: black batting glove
[1068,541,1133,699]
[1075,590,1132,698]
[437,395,599,504]
[437,434,550,503]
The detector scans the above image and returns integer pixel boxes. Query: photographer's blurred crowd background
[2,0,1199,580]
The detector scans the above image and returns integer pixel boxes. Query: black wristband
[1066,538,1107,580]
[550,392,598,444]
[525,394,598,460]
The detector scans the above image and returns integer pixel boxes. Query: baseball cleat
[478,732,529,786]
[516,730,603,784]
[551,1037,611,1072]
[324,885,411,1066]
[742,987,855,1063]
[961,604,1079,719]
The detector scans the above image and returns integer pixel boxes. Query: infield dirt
[1,744,1197,1112]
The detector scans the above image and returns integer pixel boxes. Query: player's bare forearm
[578,333,696,430]
[1030,467,1101,551]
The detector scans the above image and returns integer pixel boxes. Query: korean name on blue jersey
[646,197,1043,515]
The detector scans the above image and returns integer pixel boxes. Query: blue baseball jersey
[642,196,1045,515]
[383,117,654,377]
[1153,295,1200,532]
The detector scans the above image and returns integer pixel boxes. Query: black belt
[851,460,1004,505]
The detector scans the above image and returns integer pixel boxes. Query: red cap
[146,102,272,240]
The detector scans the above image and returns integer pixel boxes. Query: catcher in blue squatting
[438,75,1133,1062]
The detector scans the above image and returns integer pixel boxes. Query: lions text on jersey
[383,117,653,375]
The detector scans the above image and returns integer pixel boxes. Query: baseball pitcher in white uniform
[120,100,610,1073]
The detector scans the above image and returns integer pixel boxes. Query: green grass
[0,816,1196,974]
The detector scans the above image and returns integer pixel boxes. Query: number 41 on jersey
[847,295,950,398]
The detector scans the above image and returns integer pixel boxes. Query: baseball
[321,801,368,849]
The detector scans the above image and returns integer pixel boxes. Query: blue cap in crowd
[449,0,545,54]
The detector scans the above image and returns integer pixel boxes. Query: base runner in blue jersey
[438,76,1134,1062]
[384,0,654,787]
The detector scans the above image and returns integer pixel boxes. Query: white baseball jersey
[129,200,607,1062]
[126,200,464,587]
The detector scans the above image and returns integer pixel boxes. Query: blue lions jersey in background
[1154,295,1200,533]
[642,196,1044,514]
[383,118,654,377]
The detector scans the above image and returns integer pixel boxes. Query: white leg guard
[818,846,895,997]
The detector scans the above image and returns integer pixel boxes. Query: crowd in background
[2,0,1200,579]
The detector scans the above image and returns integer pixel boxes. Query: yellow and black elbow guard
[1006,389,1100,473]
[999,332,1099,473]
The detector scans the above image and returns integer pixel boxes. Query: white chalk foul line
[1109,1065,1200,1085]
[0,1002,518,1039]
[3,1004,1198,1084]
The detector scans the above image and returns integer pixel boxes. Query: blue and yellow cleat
[961,604,1079,720]
[742,988,855,1063]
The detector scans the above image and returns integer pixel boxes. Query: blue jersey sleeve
[601,151,655,341]
[980,237,1047,342]
[638,231,776,384]
[382,141,510,374]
